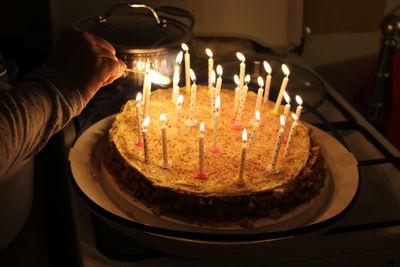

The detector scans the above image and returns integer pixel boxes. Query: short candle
[181,43,191,92]
[236,52,246,89]
[273,64,290,114]
[215,65,223,97]
[234,74,240,112]
[268,115,285,173]
[263,61,272,103]
[295,95,303,120]
[209,95,221,154]
[159,114,172,168]
[142,116,151,163]
[205,48,214,90]
[185,69,198,126]
[135,92,144,146]
[284,113,299,158]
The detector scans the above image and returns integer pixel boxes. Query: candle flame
[282,64,290,76]
[215,95,221,110]
[236,52,245,62]
[176,51,183,64]
[177,95,184,105]
[280,115,285,127]
[242,128,248,142]
[200,122,205,133]
[143,116,150,128]
[181,43,189,52]
[292,113,298,120]
[234,74,240,85]
[256,110,260,121]
[136,92,142,102]
[283,91,291,104]
[211,70,216,85]
[148,70,171,85]
[205,48,213,58]
[244,74,251,84]
[160,113,166,122]
[189,69,196,83]
[295,95,303,105]
[173,72,180,84]
[216,65,223,76]
[263,61,272,74]
[257,76,264,88]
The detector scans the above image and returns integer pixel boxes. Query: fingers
[101,58,126,87]
[81,30,117,56]
[93,46,119,62]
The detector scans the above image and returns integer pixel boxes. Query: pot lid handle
[97,3,161,25]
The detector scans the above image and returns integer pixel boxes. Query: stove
[52,39,400,266]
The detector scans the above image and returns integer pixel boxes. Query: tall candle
[143,62,152,116]
[295,95,303,120]
[215,65,223,96]
[268,115,285,173]
[205,48,214,90]
[234,74,240,112]
[210,70,216,119]
[234,74,251,128]
[176,95,183,130]
[209,96,221,153]
[181,43,191,92]
[185,69,198,126]
[236,128,248,184]
[159,114,171,168]
[172,72,180,101]
[263,61,272,103]
[284,113,299,158]
[254,76,264,116]
[135,93,144,146]
[247,110,260,151]
[196,122,208,178]
[273,64,290,114]
[283,91,291,123]
[236,52,246,89]
[142,116,150,163]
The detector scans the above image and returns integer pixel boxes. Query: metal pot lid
[78,3,193,53]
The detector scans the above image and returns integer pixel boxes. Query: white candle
[254,76,264,116]
[273,64,290,114]
[234,74,251,128]
[135,93,144,146]
[234,74,240,112]
[205,48,214,90]
[263,61,272,103]
[159,114,171,168]
[143,62,152,116]
[185,69,198,126]
[295,95,303,120]
[284,113,299,158]
[268,115,285,173]
[236,128,248,184]
[247,110,260,151]
[210,70,216,120]
[196,122,208,178]
[283,91,291,123]
[210,96,221,153]
[172,72,180,101]
[215,65,223,96]
[176,95,183,130]
[181,43,191,92]
[236,52,246,89]
[142,116,151,163]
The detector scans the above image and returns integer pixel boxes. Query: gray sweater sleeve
[0,67,85,181]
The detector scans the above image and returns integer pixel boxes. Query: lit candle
[273,64,290,114]
[268,115,285,173]
[234,74,240,112]
[233,74,251,129]
[284,113,299,158]
[235,128,248,184]
[196,122,208,179]
[181,43,191,92]
[210,70,216,119]
[215,65,223,96]
[172,51,183,101]
[176,95,183,130]
[185,69,198,126]
[209,95,221,153]
[236,52,246,89]
[263,61,272,103]
[142,116,150,163]
[205,48,214,90]
[159,114,171,168]
[295,95,303,120]
[247,110,260,151]
[135,93,144,146]
[142,61,152,116]
[254,76,264,117]
[283,91,291,123]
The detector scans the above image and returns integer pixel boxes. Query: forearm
[0,67,84,180]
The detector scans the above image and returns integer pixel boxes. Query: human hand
[46,26,126,103]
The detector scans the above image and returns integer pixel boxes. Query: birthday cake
[103,86,325,227]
